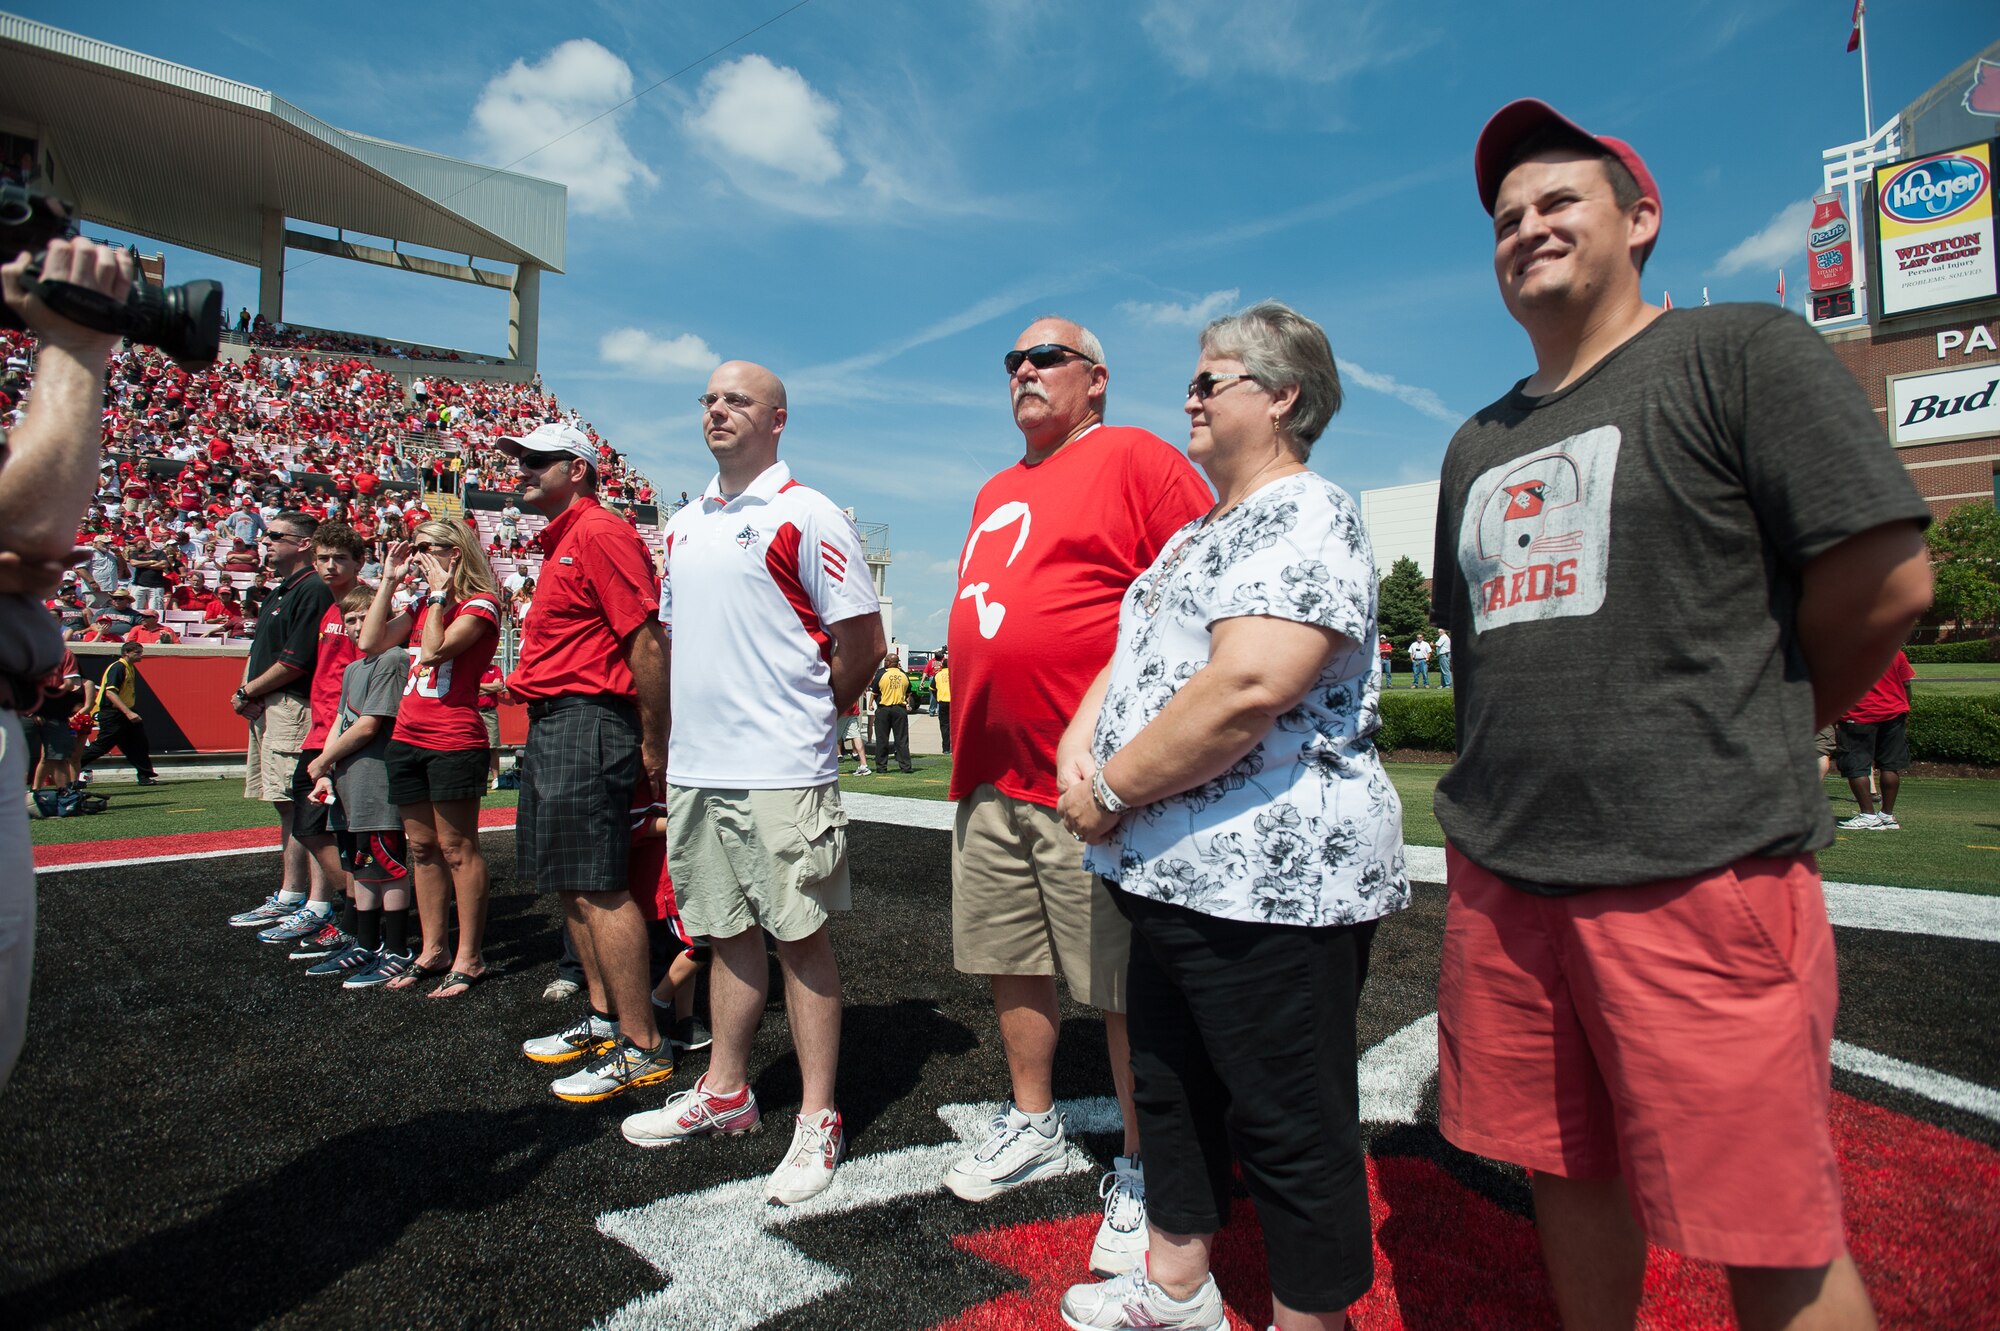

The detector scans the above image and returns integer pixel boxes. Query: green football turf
[1911,661,2000,699]
[35,758,1997,896]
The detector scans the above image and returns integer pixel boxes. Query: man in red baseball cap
[1429,99,1934,1330]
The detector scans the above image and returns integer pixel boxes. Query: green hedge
[1904,695,2000,765]
[1376,689,2000,766]
[1376,688,1457,751]
[1905,639,1998,664]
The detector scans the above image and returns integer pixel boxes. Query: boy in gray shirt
[306,588,415,987]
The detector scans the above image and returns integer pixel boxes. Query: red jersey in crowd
[392,595,502,750]
[305,602,361,748]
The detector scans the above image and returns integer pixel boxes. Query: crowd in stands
[0,326,670,647]
[231,308,492,364]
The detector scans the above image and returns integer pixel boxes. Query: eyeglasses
[1004,343,1098,375]
[262,531,311,545]
[515,450,572,471]
[1185,372,1259,402]
[696,391,774,412]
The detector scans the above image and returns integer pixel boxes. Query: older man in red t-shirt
[944,316,1211,1275]
[1834,649,1916,831]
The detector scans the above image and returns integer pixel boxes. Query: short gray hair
[1198,300,1342,458]
[1031,315,1105,367]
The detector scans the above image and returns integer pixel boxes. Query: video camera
[0,180,222,369]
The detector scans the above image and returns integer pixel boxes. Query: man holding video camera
[0,235,137,1093]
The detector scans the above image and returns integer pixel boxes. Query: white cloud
[1141,0,1432,85]
[1711,197,1814,277]
[472,40,657,217]
[1120,288,1240,328]
[685,54,845,185]
[1337,359,1460,424]
[598,327,722,379]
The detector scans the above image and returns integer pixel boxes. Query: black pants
[1115,886,1378,1313]
[873,704,910,772]
[935,700,951,754]
[81,711,155,781]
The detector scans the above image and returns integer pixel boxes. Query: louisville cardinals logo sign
[1966,57,2000,119]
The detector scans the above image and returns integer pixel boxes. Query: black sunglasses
[1003,343,1098,375]
[516,450,572,470]
[1186,371,1259,402]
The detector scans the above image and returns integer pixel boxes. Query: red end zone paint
[931,1092,2000,1330]
[33,807,519,869]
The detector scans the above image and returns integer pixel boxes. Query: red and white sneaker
[620,1074,761,1148]
[768,1107,844,1205]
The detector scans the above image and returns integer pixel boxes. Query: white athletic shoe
[1876,812,1901,830]
[522,1012,617,1064]
[768,1108,845,1205]
[1837,811,1887,831]
[1060,1268,1225,1331]
[621,1074,763,1148]
[1088,1156,1148,1277]
[542,977,582,1002]
[943,1103,1070,1201]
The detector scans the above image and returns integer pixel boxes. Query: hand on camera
[1,237,134,359]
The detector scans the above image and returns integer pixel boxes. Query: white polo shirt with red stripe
[659,460,879,788]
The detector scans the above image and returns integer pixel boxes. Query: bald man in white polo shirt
[619,361,885,1207]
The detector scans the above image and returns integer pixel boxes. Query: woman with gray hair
[1053,301,1407,1331]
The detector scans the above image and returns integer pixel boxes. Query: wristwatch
[1091,769,1129,815]
[426,592,448,606]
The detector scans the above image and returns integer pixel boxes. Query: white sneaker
[522,1012,617,1064]
[1876,811,1900,830]
[542,977,582,1002]
[1059,1268,1225,1331]
[1088,1156,1148,1277]
[621,1074,763,1148]
[768,1107,844,1205]
[854,766,872,776]
[1837,811,1886,830]
[943,1103,1069,1201]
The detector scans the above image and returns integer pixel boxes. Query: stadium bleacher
[0,324,675,642]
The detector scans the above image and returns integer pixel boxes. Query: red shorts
[1438,845,1844,1268]
[629,834,696,957]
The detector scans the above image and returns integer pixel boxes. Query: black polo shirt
[248,566,334,700]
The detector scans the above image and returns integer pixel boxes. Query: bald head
[702,360,790,492]
[713,360,787,411]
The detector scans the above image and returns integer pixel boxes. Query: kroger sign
[1881,155,1989,224]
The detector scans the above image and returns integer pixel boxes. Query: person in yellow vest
[80,641,158,785]
[870,650,913,774]
[932,652,952,756]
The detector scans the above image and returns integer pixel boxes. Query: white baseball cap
[495,422,595,460]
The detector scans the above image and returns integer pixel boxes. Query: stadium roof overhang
[0,13,567,275]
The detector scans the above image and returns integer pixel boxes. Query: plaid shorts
[517,699,642,894]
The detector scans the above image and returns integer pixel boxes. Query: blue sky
[26,0,1995,645]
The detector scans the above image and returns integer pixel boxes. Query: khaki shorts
[667,783,851,943]
[243,693,310,803]
[952,784,1127,1012]
[482,710,502,748]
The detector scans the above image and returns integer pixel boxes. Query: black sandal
[428,970,486,998]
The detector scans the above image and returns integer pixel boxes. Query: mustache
[1012,381,1049,406]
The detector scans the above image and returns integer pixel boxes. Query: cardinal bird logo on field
[1501,482,1548,519]
[1967,58,2000,119]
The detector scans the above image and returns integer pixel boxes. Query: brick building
[1823,312,1998,521]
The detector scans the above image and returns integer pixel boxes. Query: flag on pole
[1777,269,1787,304]
[1662,291,1673,310]
[1846,0,1864,53]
